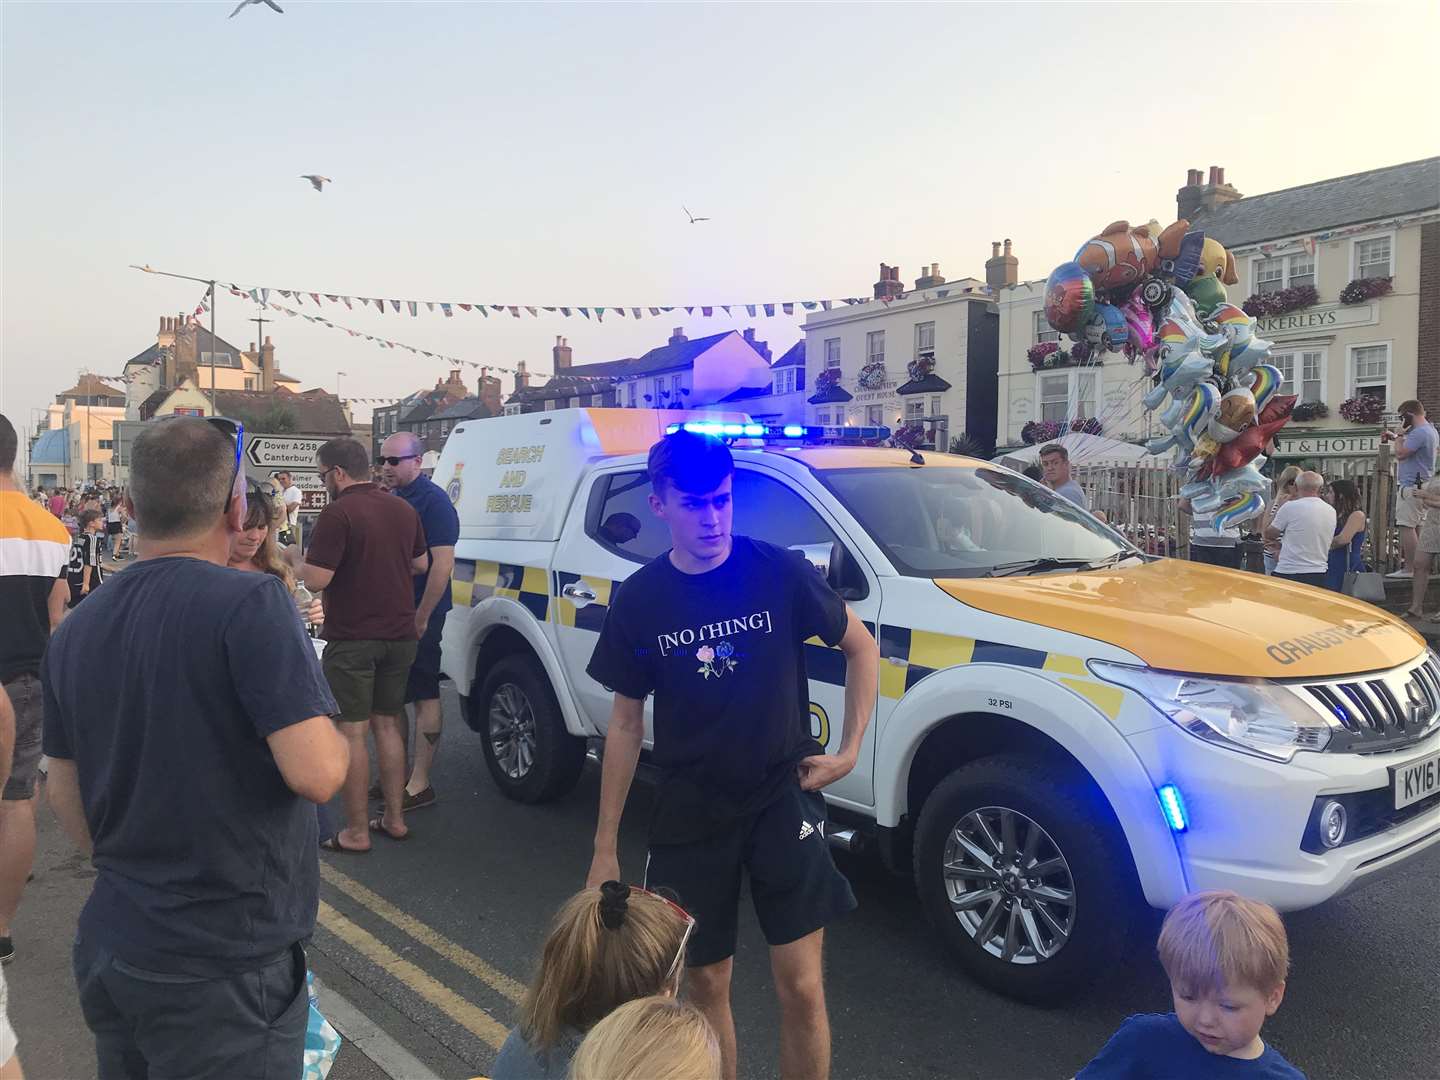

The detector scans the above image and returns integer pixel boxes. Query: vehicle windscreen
[821,466,1136,578]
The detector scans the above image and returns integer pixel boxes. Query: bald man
[1264,471,1336,588]
[379,433,458,809]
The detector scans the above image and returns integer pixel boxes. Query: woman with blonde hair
[493,882,695,1080]
[228,478,294,586]
[1261,465,1302,574]
[570,996,720,1080]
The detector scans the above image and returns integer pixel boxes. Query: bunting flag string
[208,275,996,324]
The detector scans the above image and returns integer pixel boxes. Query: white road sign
[246,436,330,470]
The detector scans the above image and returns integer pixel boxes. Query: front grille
[1296,655,1440,753]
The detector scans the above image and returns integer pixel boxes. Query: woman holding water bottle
[228,478,324,627]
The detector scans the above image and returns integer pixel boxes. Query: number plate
[1392,750,1440,810]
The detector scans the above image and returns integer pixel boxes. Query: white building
[801,260,998,453]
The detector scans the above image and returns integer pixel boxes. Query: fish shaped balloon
[1074,221,1160,292]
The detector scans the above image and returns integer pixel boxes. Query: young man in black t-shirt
[585,432,878,1080]
[66,510,105,607]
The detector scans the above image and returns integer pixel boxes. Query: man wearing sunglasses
[40,416,349,1076]
[378,433,459,812]
[585,431,879,1080]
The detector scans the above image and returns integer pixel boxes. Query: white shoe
[1385,569,1413,578]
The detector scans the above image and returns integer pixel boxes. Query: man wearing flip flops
[303,438,430,852]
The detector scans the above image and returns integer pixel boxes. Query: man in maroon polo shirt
[302,438,429,853]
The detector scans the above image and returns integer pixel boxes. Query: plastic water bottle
[293,584,317,636]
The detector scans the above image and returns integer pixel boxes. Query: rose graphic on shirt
[697,641,738,679]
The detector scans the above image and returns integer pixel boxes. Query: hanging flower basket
[1339,396,1383,424]
[857,362,888,390]
[1027,341,1060,370]
[815,368,842,391]
[1241,285,1319,318]
[1290,401,1330,422]
[1021,419,1063,445]
[1339,276,1393,305]
[907,356,935,382]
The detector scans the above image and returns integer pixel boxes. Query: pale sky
[4,1,1437,449]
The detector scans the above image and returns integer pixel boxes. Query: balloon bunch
[1042,218,1295,530]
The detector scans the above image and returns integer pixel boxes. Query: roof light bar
[664,422,893,443]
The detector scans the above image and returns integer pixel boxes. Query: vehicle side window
[592,471,670,562]
[589,467,840,563]
[732,470,839,551]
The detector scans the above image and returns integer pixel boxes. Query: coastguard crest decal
[446,462,464,504]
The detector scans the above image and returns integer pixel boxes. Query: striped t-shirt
[1,490,70,682]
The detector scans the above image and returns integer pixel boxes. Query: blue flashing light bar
[1157,785,1189,833]
[664,422,893,443]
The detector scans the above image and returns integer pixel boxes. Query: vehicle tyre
[912,754,1143,1004]
[477,654,586,803]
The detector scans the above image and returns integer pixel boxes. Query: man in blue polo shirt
[380,432,460,810]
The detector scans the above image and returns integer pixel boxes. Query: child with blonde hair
[570,996,720,1080]
[1077,890,1305,1078]
[492,882,694,1080]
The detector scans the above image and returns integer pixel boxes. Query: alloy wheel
[488,682,537,780]
[941,805,1076,964]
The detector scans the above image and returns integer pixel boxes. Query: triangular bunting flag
[408,301,419,316]
[661,307,675,313]
[342,296,353,309]
[685,306,695,315]
[560,307,571,317]
[249,289,260,303]
[479,307,488,317]
[702,307,713,317]
[782,303,794,315]
[579,308,590,319]
[279,290,293,299]
[490,306,505,312]
[763,304,775,316]
[802,302,818,311]
[721,306,731,315]
[326,294,339,302]
[260,289,270,304]
[649,307,661,316]
[525,306,537,316]
[596,307,606,318]
[631,308,642,319]
[543,307,557,313]
[508,306,520,318]
[441,304,453,317]
[311,293,322,305]
[821,300,832,310]
[422,351,433,358]
[746,305,757,316]
[458,303,471,311]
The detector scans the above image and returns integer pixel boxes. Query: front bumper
[1126,722,1440,911]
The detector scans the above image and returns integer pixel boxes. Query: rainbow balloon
[1211,491,1266,531]
[1246,364,1283,413]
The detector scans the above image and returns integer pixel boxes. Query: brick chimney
[515,360,530,393]
[669,326,688,346]
[1177,165,1243,221]
[157,316,179,387]
[985,240,1018,290]
[173,316,199,386]
[741,328,771,362]
[259,336,276,392]
[440,368,468,403]
[553,335,573,370]
[915,262,947,290]
[873,263,904,300]
[478,368,503,416]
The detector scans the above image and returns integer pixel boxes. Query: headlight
[1090,662,1331,762]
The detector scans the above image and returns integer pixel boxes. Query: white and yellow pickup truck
[433,408,1440,1002]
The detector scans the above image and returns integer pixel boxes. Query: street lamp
[337,371,347,399]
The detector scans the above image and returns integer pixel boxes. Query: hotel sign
[1274,428,1381,458]
[1253,303,1375,337]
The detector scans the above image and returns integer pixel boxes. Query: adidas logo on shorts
[798,821,815,840]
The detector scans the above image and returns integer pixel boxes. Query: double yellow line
[317,862,526,1050]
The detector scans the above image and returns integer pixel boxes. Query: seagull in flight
[683,205,711,224]
[300,175,332,192]
[230,0,284,16]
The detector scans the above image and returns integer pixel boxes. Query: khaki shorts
[322,639,418,723]
[1,674,43,801]
[1396,485,1429,529]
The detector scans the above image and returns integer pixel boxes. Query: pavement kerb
[313,974,446,1080]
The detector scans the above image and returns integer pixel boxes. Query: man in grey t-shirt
[1383,399,1437,577]
[1039,443,1088,509]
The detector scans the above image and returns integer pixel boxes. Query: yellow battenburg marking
[474,561,501,588]
[316,901,510,1049]
[452,579,474,609]
[320,863,526,1004]
[521,566,548,596]
[558,601,577,628]
[581,575,613,606]
[909,630,974,671]
[1060,677,1125,720]
[879,661,909,701]
[1043,653,1088,676]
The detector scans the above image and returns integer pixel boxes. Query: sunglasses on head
[631,886,696,986]
[156,414,245,500]
[378,454,421,467]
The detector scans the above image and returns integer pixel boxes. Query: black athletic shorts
[645,781,857,967]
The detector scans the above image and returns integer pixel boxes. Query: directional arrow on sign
[245,436,331,470]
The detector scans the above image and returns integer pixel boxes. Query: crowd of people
[0,409,1322,1078]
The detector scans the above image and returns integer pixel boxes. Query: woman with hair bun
[492,882,695,1080]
